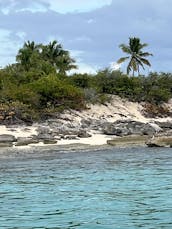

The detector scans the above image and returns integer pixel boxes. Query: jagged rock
[102,120,157,136]
[0,134,16,143]
[64,135,78,140]
[103,123,124,136]
[77,130,92,138]
[141,123,157,135]
[146,136,172,147]
[37,133,56,143]
[51,125,85,137]
[155,121,172,130]
[37,126,52,134]
[43,139,57,144]
[81,118,93,128]
[148,123,162,133]
[15,137,39,146]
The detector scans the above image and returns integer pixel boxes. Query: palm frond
[117,56,129,64]
[139,43,148,49]
[139,52,153,57]
[135,56,145,70]
[140,58,151,66]
[119,44,131,54]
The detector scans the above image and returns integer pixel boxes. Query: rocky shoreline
[0,97,172,148]
[0,117,172,148]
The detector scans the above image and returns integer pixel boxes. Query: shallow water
[0,146,172,228]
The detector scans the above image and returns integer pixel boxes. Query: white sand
[60,95,172,124]
[57,133,112,146]
[0,125,38,138]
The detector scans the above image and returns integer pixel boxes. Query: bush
[70,73,93,88]
[32,74,85,110]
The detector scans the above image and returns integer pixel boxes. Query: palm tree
[41,40,62,65]
[24,41,39,52]
[117,37,153,76]
[41,40,77,74]
[16,41,40,71]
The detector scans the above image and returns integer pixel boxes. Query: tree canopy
[16,40,77,75]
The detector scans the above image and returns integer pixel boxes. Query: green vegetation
[117,37,153,76]
[0,39,171,124]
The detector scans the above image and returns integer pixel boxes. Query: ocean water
[0,146,172,229]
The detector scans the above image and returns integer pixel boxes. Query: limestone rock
[146,136,172,147]
[0,134,16,143]
[15,137,39,146]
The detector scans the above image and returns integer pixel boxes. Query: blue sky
[0,0,172,74]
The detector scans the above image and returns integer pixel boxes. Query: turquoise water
[0,146,172,228]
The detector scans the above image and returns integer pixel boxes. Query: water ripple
[0,147,172,228]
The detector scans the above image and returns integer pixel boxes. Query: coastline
[0,96,171,149]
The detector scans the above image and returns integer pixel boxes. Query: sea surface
[0,146,172,229]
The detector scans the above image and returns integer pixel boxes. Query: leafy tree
[117,37,153,76]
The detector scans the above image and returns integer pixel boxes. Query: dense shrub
[32,74,85,110]
[93,70,172,104]
[70,73,93,88]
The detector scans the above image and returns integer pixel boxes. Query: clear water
[0,146,172,229]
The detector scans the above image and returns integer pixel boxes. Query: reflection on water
[0,146,172,228]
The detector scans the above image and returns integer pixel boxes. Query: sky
[0,0,172,74]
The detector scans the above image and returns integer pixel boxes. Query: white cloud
[0,0,48,14]
[41,0,112,13]
[0,0,112,14]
